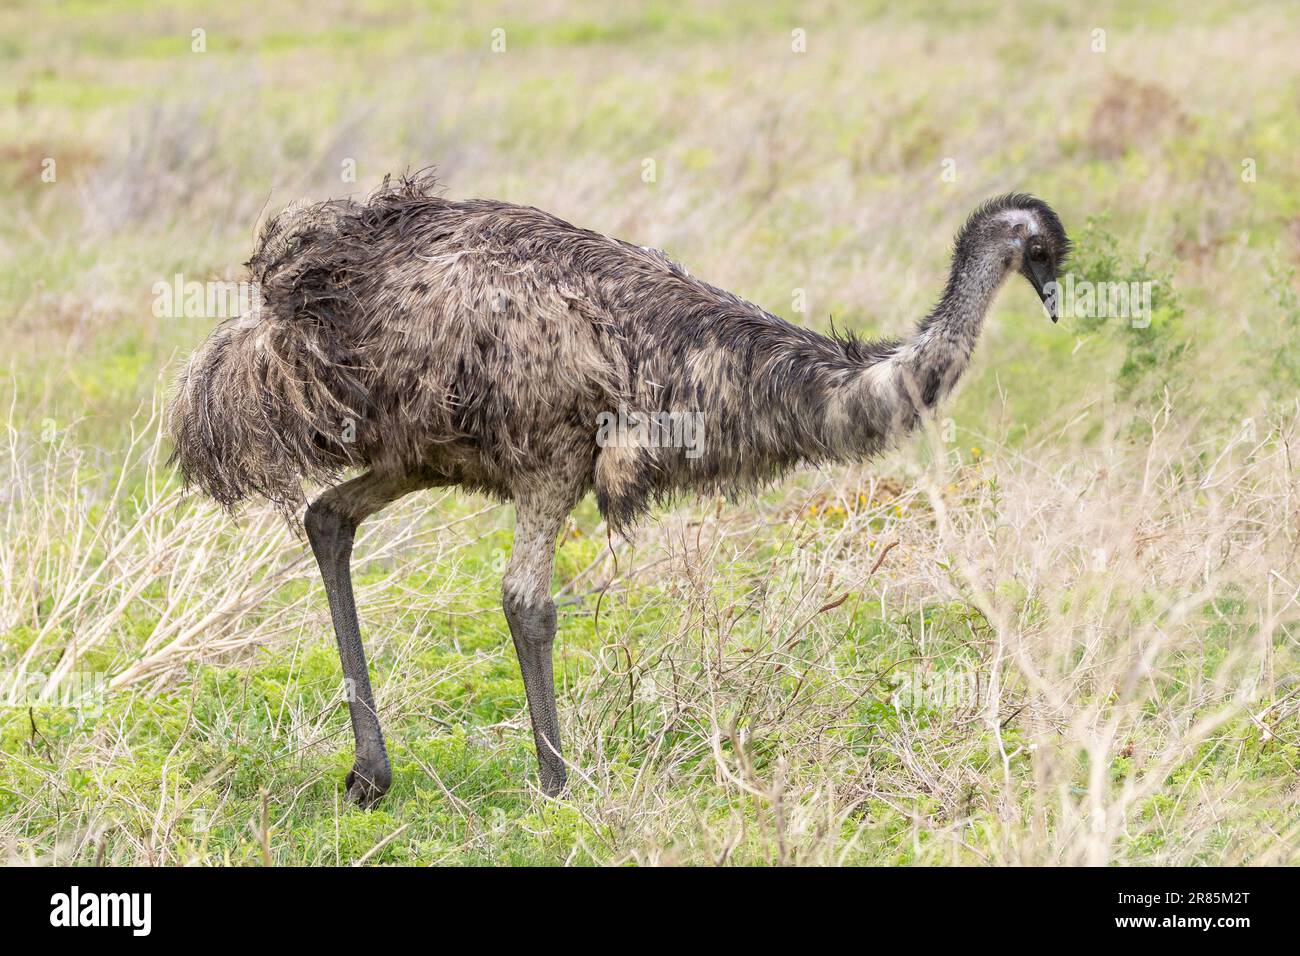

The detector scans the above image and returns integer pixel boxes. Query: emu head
[956,194,1072,322]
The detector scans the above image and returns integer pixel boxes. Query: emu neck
[920,245,1008,369]
[885,243,1010,413]
[813,244,1010,458]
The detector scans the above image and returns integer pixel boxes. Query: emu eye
[1029,246,1048,264]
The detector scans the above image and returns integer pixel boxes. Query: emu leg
[305,470,426,808]
[502,495,570,796]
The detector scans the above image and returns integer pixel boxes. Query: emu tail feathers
[166,176,446,517]
[166,311,365,519]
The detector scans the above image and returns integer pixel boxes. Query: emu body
[170,175,1068,804]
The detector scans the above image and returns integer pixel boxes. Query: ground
[2,0,1299,865]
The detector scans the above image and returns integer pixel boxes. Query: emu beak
[1025,262,1059,323]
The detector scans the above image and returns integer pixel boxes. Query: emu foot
[344,761,391,809]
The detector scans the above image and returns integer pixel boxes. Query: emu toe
[344,763,392,809]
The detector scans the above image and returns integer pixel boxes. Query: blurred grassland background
[2,0,1300,865]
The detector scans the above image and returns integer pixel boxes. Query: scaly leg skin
[305,470,431,808]
[502,491,571,796]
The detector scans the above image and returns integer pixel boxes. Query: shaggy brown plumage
[170,173,1067,530]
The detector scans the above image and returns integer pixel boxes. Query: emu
[169,174,1069,806]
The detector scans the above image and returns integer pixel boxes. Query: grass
[2,0,1299,865]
